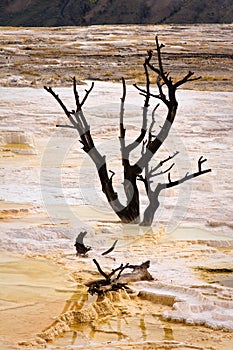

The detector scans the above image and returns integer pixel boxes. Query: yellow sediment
[0,254,73,348]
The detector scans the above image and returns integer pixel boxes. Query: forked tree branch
[44,86,77,128]
[174,71,202,88]
[150,151,179,177]
[140,156,211,226]
[124,56,151,156]
[158,156,211,191]
[92,259,129,281]
[45,79,127,219]
[138,151,179,195]
[88,259,153,295]
[135,36,203,174]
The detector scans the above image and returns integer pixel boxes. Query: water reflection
[140,317,147,341]
[163,324,174,341]
[61,289,89,313]
[50,286,175,348]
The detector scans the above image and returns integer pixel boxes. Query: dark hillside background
[0,0,232,26]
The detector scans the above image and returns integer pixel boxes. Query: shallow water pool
[0,253,72,348]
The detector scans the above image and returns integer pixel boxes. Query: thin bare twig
[44,86,77,127]
[80,81,94,107]
[161,156,211,190]
[101,240,118,256]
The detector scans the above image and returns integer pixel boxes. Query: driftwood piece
[102,240,118,256]
[86,259,153,295]
[74,231,91,256]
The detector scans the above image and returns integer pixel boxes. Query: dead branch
[101,240,118,256]
[164,156,211,189]
[121,76,126,103]
[135,35,203,174]
[87,260,153,295]
[92,258,109,280]
[140,156,211,226]
[148,151,179,178]
[138,151,179,196]
[109,170,115,183]
[44,86,78,128]
[119,77,127,160]
[74,231,91,256]
[140,155,211,226]
[45,80,129,220]
[133,84,160,100]
[55,124,76,129]
[148,103,159,145]
[160,151,179,166]
[174,71,202,88]
[122,58,150,157]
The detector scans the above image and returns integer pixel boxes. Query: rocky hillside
[0,0,232,26]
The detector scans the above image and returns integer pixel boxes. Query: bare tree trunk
[140,194,160,227]
[120,167,140,223]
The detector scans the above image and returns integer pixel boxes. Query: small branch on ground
[86,259,153,295]
[102,240,118,256]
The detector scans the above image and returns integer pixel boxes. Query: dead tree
[44,36,211,226]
